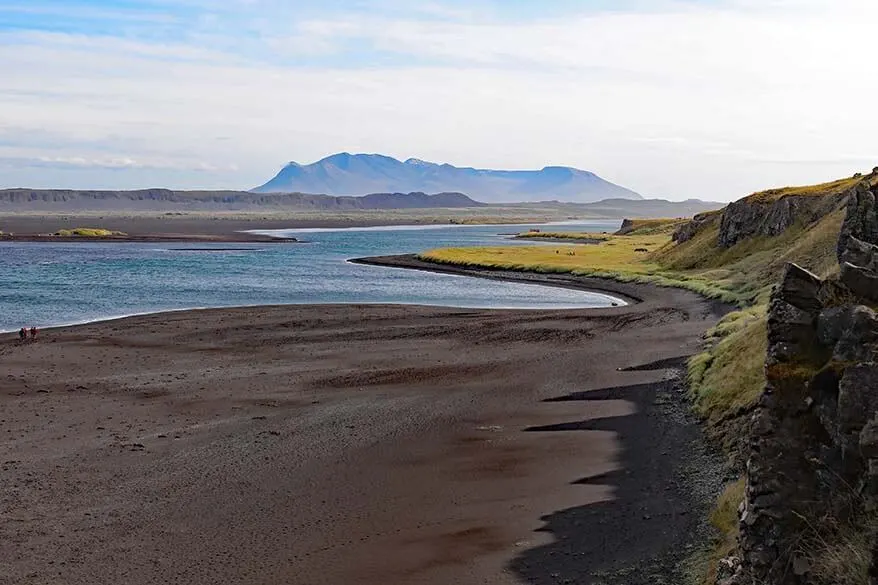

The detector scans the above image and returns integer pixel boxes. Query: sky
[1,0,877,201]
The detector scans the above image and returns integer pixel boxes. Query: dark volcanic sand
[1,266,731,585]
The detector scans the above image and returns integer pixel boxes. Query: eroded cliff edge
[712,175,878,584]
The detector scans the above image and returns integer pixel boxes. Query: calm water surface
[0,220,623,331]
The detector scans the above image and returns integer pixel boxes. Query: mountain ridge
[253,153,643,203]
[0,189,485,211]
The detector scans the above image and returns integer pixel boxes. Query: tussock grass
[55,227,126,237]
[806,516,875,585]
[744,174,872,204]
[795,490,878,585]
[688,307,767,420]
[689,479,745,585]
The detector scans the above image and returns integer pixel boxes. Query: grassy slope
[745,176,861,204]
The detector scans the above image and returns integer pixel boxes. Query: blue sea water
[0,220,623,332]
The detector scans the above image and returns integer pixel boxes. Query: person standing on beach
[30,326,38,340]
[19,327,27,342]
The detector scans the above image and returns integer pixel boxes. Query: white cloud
[0,0,877,198]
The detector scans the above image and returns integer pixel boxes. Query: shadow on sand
[510,360,726,585]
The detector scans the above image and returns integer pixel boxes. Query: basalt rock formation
[721,196,878,584]
[672,211,719,243]
[671,173,878,250]
[718,191,848,248]
[838,184,878,261]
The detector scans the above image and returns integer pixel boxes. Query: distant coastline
[0,232,296,244]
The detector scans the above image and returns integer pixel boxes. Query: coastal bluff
[713,174,878,584]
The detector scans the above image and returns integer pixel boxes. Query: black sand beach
[1,263,731,584]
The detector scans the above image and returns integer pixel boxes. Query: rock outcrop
[673,211,719,243]
[838,182,878,261]
[713,174,878,250]
[718,191,849,249]
[728,234,878,584]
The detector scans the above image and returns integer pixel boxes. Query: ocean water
[0,220,623,332]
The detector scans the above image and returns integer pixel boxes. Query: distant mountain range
[0,189,723,218]
[0,189,483,211]
[253,153,643,203]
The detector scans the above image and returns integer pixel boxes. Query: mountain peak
[254,153,642,202]
[405,158,436,167]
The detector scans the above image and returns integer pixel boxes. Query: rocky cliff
[719,191,878,584]
[718,191,848,248]
[672,174,878,250]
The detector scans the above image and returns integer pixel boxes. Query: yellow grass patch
[55,227,126,237]
[744,174,874,204]
[690,479,745,585]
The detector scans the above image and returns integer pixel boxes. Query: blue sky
[1,0,876,199]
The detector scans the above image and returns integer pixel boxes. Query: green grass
[422,232,748,305]
[805,513,876,585]
[744,174,872,204]
[657,208,846,304]
[688,307,768,420]
[689,479,745,585]
[55,227,126,237]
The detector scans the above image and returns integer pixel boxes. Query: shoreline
[0,233,297,243]
[2,258,639,334]
[352,253,650,305]
[1,257,733,583]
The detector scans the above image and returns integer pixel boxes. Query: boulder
[817,305,878,362]
[767,265,824,365]
[838,365,878,434]
[860,414,878,459]
[817,306,855,346]
[838,184,878,261]
[841,236,878,271]
[616,218,635,235]
[673,211,716,243]
[841,262,878,304]
[777,264,824,313]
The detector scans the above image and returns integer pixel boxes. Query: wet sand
[1,269,730,585]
